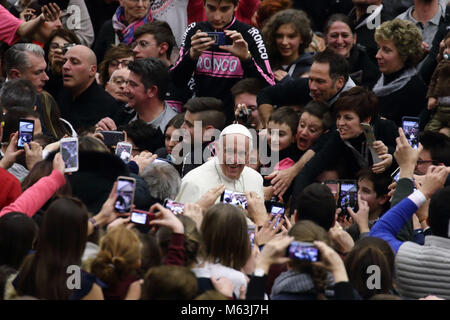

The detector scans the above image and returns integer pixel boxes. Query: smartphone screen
[270,204,285,228]
[164,199,185,215]
[402,118,419,149]
[60,138,78,172]
[248,226,256,249]
[339,182,358,215]
[115,178,135,213]
[221,190,247,210]
[18,119,34,149]
[130,211,147,225]
[116,142,132,163]
[287,241,319,262]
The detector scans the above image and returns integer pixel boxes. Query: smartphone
[206,31,232,45]
[338,180,358,218]
[269,202,285,228]
[100,131,125,146]
[220,189,248,210]
[60,137,79,173]
[114,176,136,213]
[360,123,376,146]
[163,198,185,215]
[402,117,420,149]
[17,119,34,149]
[116,142,132,163]
[248,226,256,249]
[323,180,340,205]
[391,167,400,182]
[130,209,156,225]
[286,241,320,262]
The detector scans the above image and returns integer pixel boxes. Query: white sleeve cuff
[408,189,427,208]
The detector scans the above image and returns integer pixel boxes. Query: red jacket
[0,169,66,218]
[0,168,21,210]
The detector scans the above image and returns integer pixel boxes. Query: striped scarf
[112,6,153,45]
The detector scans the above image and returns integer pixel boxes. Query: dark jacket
[57,81,121,132]
[93,19,115,63]
[290,117,398,208]
[276,52,314,82]
[347,45,380,88]
[67,151,152,214]
[348,6,393,64]
[375,73,427,127]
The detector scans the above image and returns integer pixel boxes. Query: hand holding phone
[401,117,420,149]
[338,180,358,219]
[220,189,248,210]
[206,31,232,45]
[286,241,320,262]
[163,199,185,215]
[361,123,381,164]
[269,202,285,229]
[114,176,136,213]
[60,137,78,173]
[146,203,184,233]
[130,209,156,225]
[17,119,34,149]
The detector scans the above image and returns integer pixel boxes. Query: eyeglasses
[109,59,133,68]
[109,77,128,86]
[49,42,76,52]
[131,40,157,49]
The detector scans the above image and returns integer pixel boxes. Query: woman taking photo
[262,9,314,82]
[324,14,379,88]
[290,86,398,202]
[372,19,427,127]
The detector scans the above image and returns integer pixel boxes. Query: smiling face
[123,71,149,109]
[219,133,250,180]
[376,39,405,75]
[336,110,365,140]
[296,111,324,151]
[275,23,302,63]
[326,21,356,58]
[204,0,237,30]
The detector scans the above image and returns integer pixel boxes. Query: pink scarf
[112,6,153,45]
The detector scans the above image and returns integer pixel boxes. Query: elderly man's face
[219,133,250,180]
[21,52,49,93]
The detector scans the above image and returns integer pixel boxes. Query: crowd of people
[0,0,450,301]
